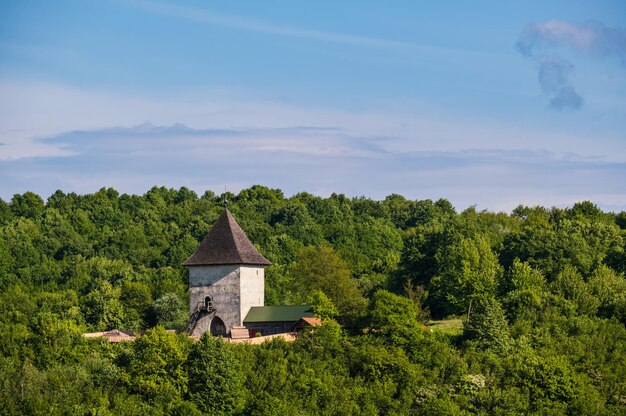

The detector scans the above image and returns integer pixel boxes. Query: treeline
[1,185,625,414]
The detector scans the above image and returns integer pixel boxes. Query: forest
[1,185,625,415]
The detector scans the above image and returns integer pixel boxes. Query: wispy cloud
[2,80,624,162]
[517,20,626,110]
[38,122,386,159]
[2,81,624,210]
[126,0,473,58]
[2,121,625,212]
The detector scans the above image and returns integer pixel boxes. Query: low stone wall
[86,330,298,344]
[224,332,298,344]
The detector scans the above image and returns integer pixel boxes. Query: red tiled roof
[183,208,271,267]
[300,317,322,327]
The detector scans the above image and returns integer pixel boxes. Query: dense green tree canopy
[0,186,625,414]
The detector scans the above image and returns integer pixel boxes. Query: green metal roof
[244,305,314,323]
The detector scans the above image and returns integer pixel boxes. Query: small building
[291,317,322,332]
[83,329,135,343]
[183,208,271,337]
[243,305,315,336]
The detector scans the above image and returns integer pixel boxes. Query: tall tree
[125,327,192,403]
[430,235,502,317]
[186,333,244,415]
[291,245,366,323]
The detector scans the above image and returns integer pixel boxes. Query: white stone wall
[189,265,241,336]
[188,264,265,336]
[239,266,265,324]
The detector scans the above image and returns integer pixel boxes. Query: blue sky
[1,1,625,211]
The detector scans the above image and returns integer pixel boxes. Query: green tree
[306,290,338,320]
[351,216,403,281]
[69,256,136,294]
[28,311,85,368]
[503,259,547,321]
[82,281,125,330]
[0,197,12,225]
[1,218,45,284]
[120,281,153,328]
[502,208,622,279]
[552,265,600,316]
[125,327,191,402]
[381,194,414,229]
[269,201,323,246]
[464,297,512,352]
[186,333,244,415]
[588,265,626,322]
[430,235,502,317]
[291,245,366,323]
[367,290,423,347]
[10,192,44,219]
[151,293,187,329]
[403,280,431,323]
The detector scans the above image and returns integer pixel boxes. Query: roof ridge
[222,209,242,256]
[224,209,248,258]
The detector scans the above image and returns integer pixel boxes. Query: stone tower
[183,208,271,336]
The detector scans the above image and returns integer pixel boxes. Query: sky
[0,1,625,212]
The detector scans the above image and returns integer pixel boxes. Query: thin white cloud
[2,122,624,212]
[1,81,625,210]
[125,0,490,59]
[2,81,623,163]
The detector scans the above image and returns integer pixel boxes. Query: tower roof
[183,208,271,267]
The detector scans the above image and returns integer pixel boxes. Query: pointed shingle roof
[183,208,271,267]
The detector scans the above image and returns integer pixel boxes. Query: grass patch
[426,318,464,335]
